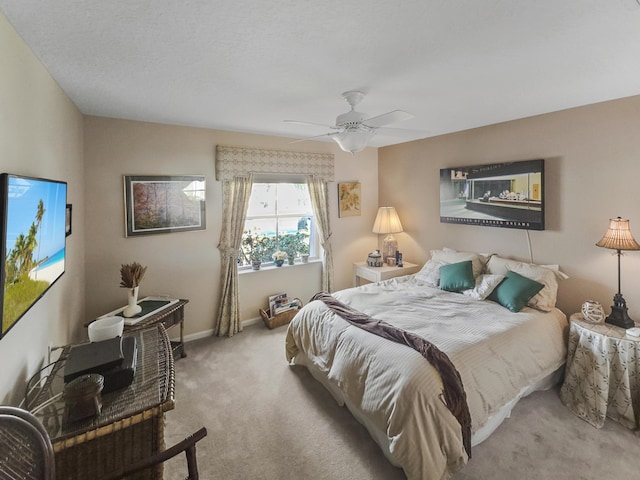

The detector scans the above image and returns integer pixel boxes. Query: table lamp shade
[373,207,403,263]
[596,217,640,251]
[372,207,403,234]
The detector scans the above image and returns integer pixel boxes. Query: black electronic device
[101,336,137,393]
[64,337,124,383]
[64,336,137,393]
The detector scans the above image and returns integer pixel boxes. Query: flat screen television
[440,159,545,230]
[0,174,67,340]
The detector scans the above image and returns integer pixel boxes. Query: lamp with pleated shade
[372,207,403,263]
[596,216,640,329]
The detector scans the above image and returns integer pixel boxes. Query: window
[239,182,315,267]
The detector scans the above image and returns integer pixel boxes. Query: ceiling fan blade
[362,110,414,128]
[289,132,338,144]
[376,126,429,138]
[284,120,339,129]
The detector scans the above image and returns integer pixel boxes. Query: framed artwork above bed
[440,159,545,230]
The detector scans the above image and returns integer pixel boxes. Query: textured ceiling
[2,0,640,147]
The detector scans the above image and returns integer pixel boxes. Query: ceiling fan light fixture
[333,129,375,154]
[287,91,415,154]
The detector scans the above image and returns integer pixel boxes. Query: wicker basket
[260,298,303,329]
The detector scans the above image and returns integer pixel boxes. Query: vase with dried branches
[120,262,147,317]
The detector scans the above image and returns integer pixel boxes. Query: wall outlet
[48,344,63,365]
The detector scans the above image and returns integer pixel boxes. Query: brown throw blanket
[311,291,472,458]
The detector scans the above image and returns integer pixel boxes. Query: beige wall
[11,0,637,406]
[379,95,640,318]
[0,13,85,404]
[83,117,379,338]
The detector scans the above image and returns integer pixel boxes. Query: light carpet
[164,323,639,479]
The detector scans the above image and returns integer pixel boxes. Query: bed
[285,249,568,480]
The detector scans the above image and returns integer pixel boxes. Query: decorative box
[367,250,383,267]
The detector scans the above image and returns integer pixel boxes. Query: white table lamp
[372,206,403,263]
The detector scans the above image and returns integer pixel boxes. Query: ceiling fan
[285,91,416,154]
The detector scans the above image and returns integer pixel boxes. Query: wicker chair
[99,426,208,480]
[0,406,56,479]
[0,406,207,480]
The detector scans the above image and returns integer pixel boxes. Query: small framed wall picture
[65,204,72,237]
[338,181,361,218]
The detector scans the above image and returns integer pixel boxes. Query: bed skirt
[290,351,564,467]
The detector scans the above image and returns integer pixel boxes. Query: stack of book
[268,293,301,317]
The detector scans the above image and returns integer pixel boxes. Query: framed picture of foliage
[123,175,206,237]
[338,181,361,218]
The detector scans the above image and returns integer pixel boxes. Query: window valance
[215,145,335,182]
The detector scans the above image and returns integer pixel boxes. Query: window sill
[238,259,321,274]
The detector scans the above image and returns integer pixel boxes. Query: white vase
[123,286,142,318]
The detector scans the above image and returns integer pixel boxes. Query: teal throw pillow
[488,270,544,312]
[439,260,475,293]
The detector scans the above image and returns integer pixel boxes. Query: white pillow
[484,255,521,275]
[414,259,445,287]
[462,274,505,300]
[510,263,559,311]
[538,264,570,280]
[485,255,568,311]
[430,247,487,278]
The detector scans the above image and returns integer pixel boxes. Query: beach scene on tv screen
[2,176,66,335]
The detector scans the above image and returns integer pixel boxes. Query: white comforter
[286,275,568,480]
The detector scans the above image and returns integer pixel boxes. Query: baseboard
[178,330,213,343]
[173,316,263,344]
[242,316,263,327]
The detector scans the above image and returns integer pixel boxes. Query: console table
[122,298,189,358]
[29,324,175,479]
[92,297,189,358]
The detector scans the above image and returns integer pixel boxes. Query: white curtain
[215,174,253,337]
[308,175,334,293]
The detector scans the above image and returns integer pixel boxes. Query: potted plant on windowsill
[272,250,287,267]
[242,229,269,270]
[278,231,310,265]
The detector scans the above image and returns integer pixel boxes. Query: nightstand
[560,312,640,429]
[353,261,420,287]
